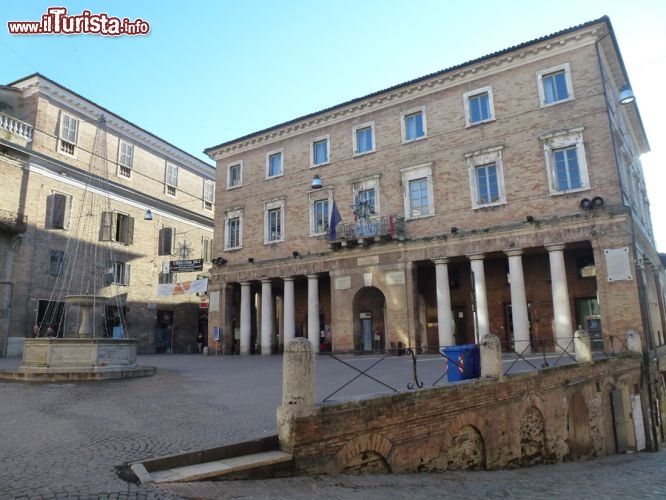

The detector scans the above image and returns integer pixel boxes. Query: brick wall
[282,356,643,474]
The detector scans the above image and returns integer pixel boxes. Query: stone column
[240,282,252,355]
[261,278,274,355]
[547,244,573,352]
[434,258,454,348]
[469,254,489,341]
[506,249,530,354]
[283,277,295,347]
[307,274,320,354]
[480,333,503,380]
[276,338,315,450]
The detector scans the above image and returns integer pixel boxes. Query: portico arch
[352,286,386,353]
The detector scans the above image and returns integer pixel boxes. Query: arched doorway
[352,286,386,353]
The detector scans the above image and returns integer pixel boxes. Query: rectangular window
[476,164,500,204]
[60,113,78,154]
[100,212,134,245]
[464,87,494,126]
[469,93,490,123]
[118,141,133,178]
[540,127,588,195]
[312,138,329,166]
[466,146,506,208]
[45,192,72,229]
[313,199,329,234]
[227,217,240,249]
[403,110,425,141]
[543,71,568,104]
[401,164,434,219]
[228,162,242,188]
[202,236,213,262]
[553,147,582,191]
[408,178,429,217]
[268,208,282,242]
[165,163,178,196]
[158,227,175,255]
[353,123,375,154]
[48,249,64,276]
[106,261,131,286]
[203,180,214,210]
[538,64,573,106]
[267,151,283,178]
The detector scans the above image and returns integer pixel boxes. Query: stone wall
[281,356,643,474]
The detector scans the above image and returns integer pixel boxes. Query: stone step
[134,450,293,483]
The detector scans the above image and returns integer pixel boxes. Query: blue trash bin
[442,344,480,382]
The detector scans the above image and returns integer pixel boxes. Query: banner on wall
[157,278,208,297]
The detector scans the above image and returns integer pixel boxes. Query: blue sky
[2,1,665,250]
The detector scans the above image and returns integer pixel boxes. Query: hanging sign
[169,259,203,272]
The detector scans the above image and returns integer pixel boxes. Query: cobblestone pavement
[0,353,664,499]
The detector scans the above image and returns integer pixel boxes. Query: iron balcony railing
[0,208,28,233]
[329,215,405,246]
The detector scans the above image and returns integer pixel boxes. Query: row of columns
[434,244,573,353]
[239,274,321,356]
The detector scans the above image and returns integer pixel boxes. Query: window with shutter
[159,227,175,255]
[46,193,72,229]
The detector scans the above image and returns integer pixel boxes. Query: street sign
[169,258,203,272]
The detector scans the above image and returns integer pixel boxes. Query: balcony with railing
[329,215,405,248]
[0,112,34,146]
[0,208,27,234]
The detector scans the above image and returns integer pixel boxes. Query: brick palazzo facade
[0,74,215,356]
[205,17,666,358]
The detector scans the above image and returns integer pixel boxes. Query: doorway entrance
[352,286,386,353]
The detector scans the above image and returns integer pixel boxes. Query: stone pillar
[261,279,274,355]
[547,244,573,352]
[276,338,315,450]
[574,328,592,362]
[469,254,489,341]
[506,249,531,354]
[240,282,252,355]
[480,333,503,381]
[434,258,454,348]
[307,274,320,354]
[283,277,295,347]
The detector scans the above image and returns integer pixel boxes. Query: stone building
[0,74,215,356]
[204,17,665,358]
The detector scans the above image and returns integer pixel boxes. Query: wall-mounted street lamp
[311,174,322,189]
[619,84,636,105]
[144,209,153,221]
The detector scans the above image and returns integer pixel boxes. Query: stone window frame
[463,86,495,127]
[466,146,507,209]
[400,106,427,143]
[266,149,284,179]
[311,135,331,167]
[540,127,590,196]
[117,140,134,179]
[223,208,243,250]
[352,121,376,156]
[227,161,243,190]
[308,187,334,237]
[264,198,286,244]
[537,63,574,108]
[401,163,434,220]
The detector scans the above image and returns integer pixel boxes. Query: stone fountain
[14,295,155,381]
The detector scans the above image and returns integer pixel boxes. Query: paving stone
[1,354,665,499]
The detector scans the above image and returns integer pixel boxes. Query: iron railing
[329,215,405,246]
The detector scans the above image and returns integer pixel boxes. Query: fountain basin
[2,338,156,382]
